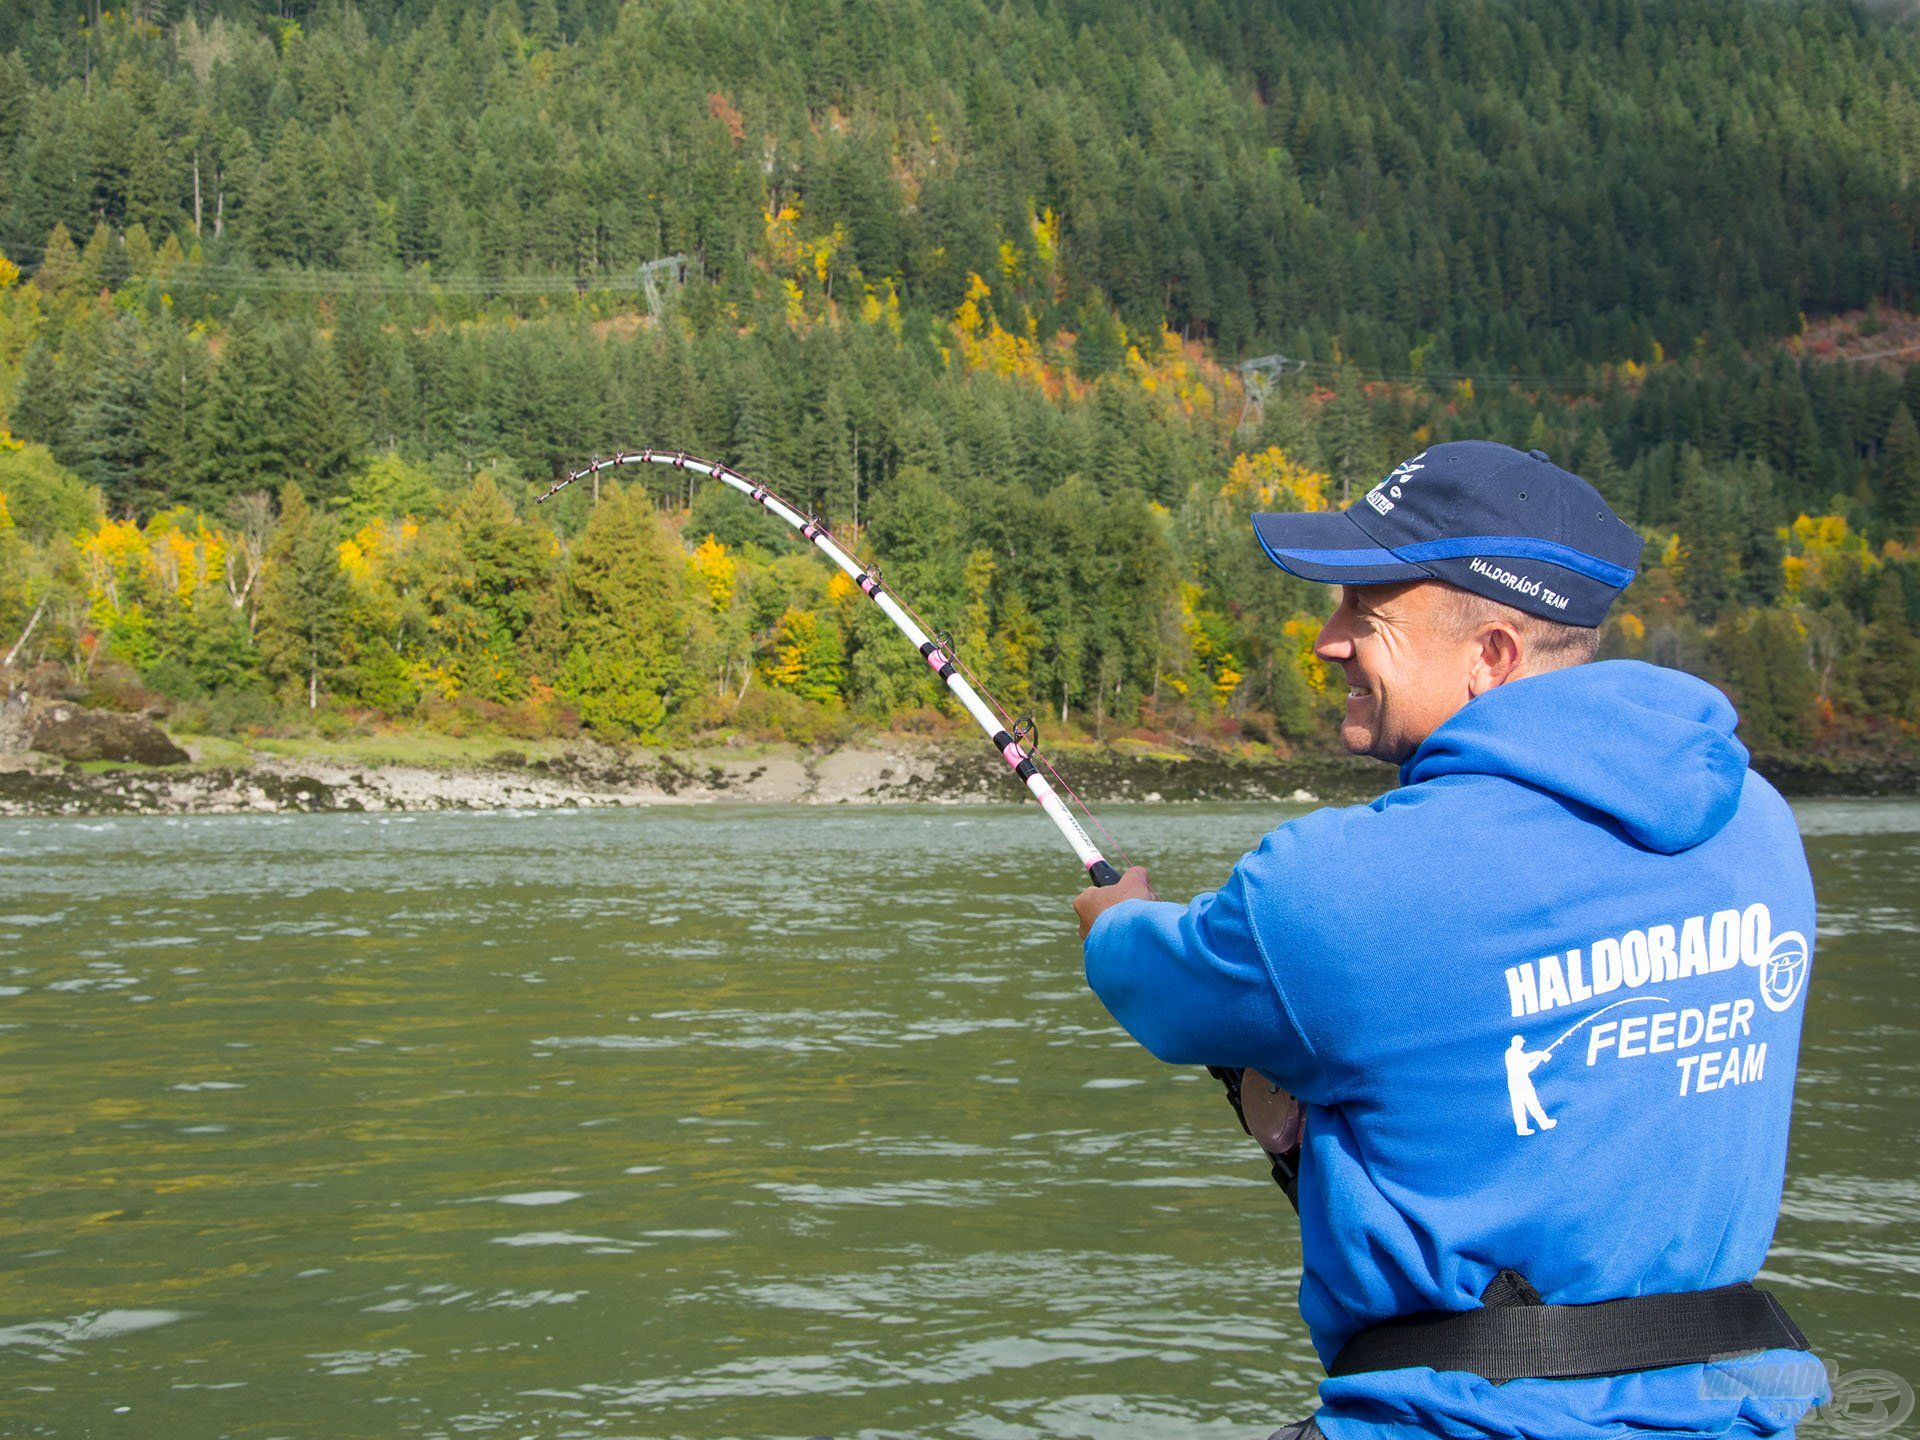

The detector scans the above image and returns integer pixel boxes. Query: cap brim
[1250,510,1434,585]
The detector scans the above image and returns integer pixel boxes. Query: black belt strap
[1330,1282,1810,1384]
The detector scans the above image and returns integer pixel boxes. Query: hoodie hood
[1400,660,1750,853]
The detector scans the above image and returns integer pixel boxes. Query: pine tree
[287,339,362,503]
[1324,366,1382,507]
[1721,609,1815,751]
[204,307,292,506]
[31,222,79,297]
[1857,571,1920,722]
[556,484,688,739]
[140,324,212,510]
[1673,455,1743,618]
[255,484,349,710]
[1880,403,1920,533]
[438,473,547,701]
[72,316,152,512]
[9,342,69,450]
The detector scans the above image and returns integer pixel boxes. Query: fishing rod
[537,448,1126,889]
[1539,995,1671,1056]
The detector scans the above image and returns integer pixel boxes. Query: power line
[1,247,694,299]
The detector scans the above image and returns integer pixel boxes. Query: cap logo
[1468,556,1571,611]
[1365,452,1427,515]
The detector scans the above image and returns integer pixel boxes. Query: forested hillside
[1,0,1917,761]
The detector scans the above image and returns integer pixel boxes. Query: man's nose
[1314,616,1353,662]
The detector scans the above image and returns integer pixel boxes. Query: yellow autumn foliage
[1175,582,1247,709]
[1221,448,1333,512]
[763,607,814,690]
[1030,206,1059,275]
[1281,616,1333,695]
[338,518,418,588]
[1126,326,1216,415]
[687,533,737,611]
[859,280,902,334]
[763,203,802,265]
[77,510,231,658]
[952,271,1045,381]
[1780,513,1876,603]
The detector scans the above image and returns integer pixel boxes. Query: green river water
[1,801,1914,1439]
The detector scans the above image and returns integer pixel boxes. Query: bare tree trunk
[3,596,47,669]
[192,152,203,235]
[214,168,225,239]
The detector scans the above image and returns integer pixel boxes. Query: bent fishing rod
[539,450,1301,1202]
[537,448,1126,889]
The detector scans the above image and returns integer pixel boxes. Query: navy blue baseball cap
[1251,441,1643,627]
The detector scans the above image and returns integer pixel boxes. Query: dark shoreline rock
[27,704,190,767]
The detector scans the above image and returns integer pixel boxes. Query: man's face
[1312,582,1479,763]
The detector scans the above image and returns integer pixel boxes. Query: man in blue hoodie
[1075,442,1825,1440]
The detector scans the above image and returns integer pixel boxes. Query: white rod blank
[545,451,1115,880]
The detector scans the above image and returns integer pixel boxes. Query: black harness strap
[1330,1281,1810,1384]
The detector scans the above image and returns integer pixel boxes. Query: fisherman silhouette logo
[1504,1034,1556,1136]
[1758,929,1810,1013]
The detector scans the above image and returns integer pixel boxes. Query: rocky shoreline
[1,700,1912,819]
[0,739,1392,818]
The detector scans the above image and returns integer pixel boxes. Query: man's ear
[1466,622,1525,697]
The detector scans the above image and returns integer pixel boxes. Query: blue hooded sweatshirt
[1083,661,1825,1440]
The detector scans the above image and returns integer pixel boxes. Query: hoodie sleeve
[1082,859,1330,1101]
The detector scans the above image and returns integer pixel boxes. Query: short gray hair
[1431,584,1601,670]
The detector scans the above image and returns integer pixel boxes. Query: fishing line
[539,448,1128,886]
[1540,995,1672,1056]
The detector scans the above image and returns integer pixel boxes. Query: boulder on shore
[27,704,191,767]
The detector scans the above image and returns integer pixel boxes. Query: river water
[0,801,1914,1438]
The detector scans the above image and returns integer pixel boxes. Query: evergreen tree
[255,483,349,710]
[426,474,548,701]
[31,223,79,298]
[1323,366,1382,506]
[71,316,152,512]
[556,484,688,739]
[1858,571,1920,722]
[1673,456,1760,617]
[1881,403,1920,533]
[141,325,213,509]
[204,308,292,506]
[288,339,362,503]
[9,342,69,451]
[1721,608,1816,752]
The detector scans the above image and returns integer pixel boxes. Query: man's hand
[1073,865,1156,940]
